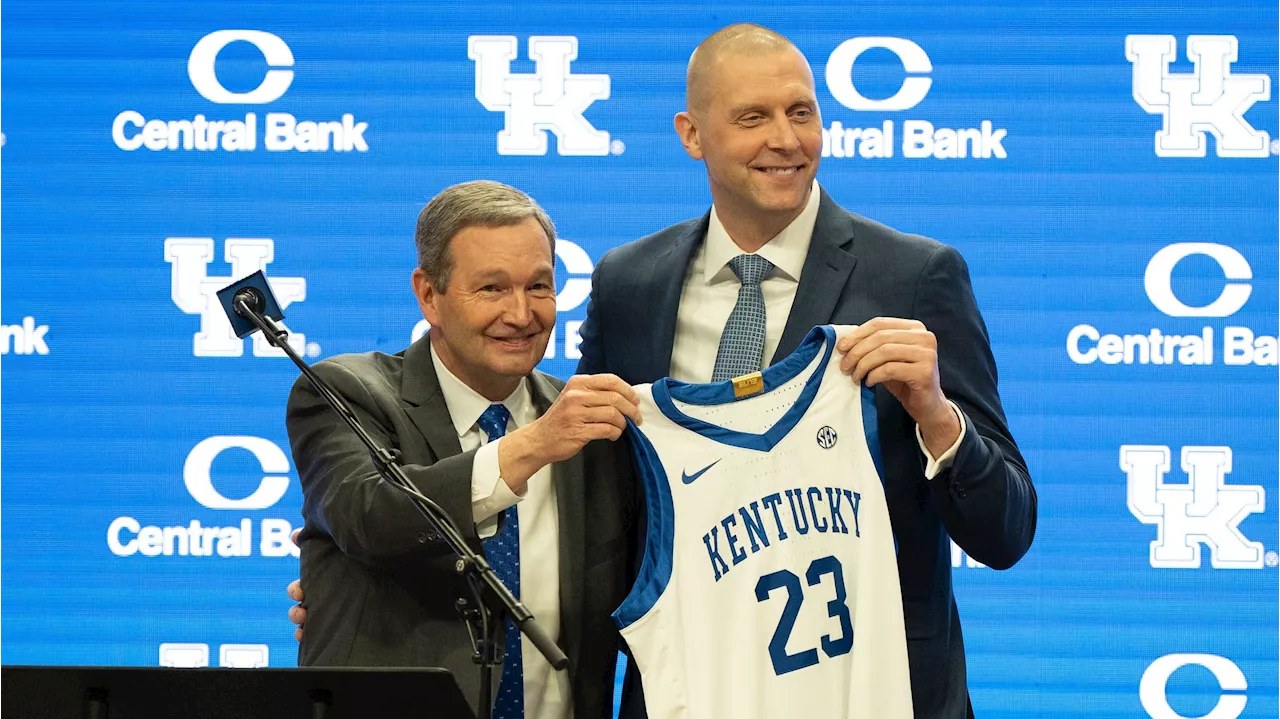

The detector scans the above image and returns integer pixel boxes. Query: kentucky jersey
[615,325,913,719]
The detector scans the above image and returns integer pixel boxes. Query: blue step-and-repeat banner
[2,1,1276,717]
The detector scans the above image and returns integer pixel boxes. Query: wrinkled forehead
[450,220,555,267]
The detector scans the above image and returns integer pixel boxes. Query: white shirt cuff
[471,439,523,539]
[915,401,967,480]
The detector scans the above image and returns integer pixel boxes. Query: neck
[711,188,810,254]
[472,379,519,403]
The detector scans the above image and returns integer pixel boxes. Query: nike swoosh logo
[681,459,721,485]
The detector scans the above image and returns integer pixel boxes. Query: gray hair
[414,180,556,292]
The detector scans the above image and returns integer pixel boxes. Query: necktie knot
[728,253,773,286]
[477,404,511,442]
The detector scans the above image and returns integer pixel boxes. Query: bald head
[685,24,805,116]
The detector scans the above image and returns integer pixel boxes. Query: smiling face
[676,46,822,243]
[414,217,556,401]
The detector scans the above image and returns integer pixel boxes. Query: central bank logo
[1,317,50,356]
[1067,242,1276,367]
[826,37,933,111]
[468,36,612,156]
[164,237,310,357]
[113,30,368,152]
[1141,654,1247,719]
[185,436,291,510]
[188,30,295,104]
[1122,445,1266,569]
[107,436,299,558]
[1126,35,1273,158]
[820,37,1007,160]
[1144,243,1252,317]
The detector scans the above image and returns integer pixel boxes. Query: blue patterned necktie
[477,403,523,719]
[711,254,775,382]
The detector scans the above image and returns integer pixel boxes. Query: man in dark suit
[287,180,641,719]
[576,25,1037,718]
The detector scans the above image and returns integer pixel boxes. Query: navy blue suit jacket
[576,188,1037,719]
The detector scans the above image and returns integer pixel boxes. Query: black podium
[1,666,475,719]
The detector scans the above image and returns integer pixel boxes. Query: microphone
[232,286,265,319]
[215,270,285,339]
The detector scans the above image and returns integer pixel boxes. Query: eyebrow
[472,263,554,281]
[728,103,768,117]
[727,97,816,117]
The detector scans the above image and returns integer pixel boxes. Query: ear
[412,268,442,327]
[674,112,703,160]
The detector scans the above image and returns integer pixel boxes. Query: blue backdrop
[2,2,1276,717]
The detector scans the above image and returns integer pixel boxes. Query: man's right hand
[288,579,306,642]
[288,527,307,642]
[498,374,640,493]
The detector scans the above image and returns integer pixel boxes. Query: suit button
[417,532,428,543]
[956,486,967,499]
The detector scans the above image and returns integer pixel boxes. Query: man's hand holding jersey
[836,318,963,458]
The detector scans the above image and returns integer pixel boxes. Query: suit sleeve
[286,359,480,568]
[575,251,609,376]
[914,244,1038,570]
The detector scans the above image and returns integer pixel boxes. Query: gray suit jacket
[578,188,1037,719]
[286,333,636,719]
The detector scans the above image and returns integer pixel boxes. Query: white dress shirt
[669,181,965,476]
[429,342,571,719]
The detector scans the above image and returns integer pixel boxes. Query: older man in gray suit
[286,180,640,719]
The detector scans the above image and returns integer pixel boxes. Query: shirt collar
[430,339,531,438]
[704,179,821,285]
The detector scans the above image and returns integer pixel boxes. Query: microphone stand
[231,294,566,719]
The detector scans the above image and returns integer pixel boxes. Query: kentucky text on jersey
[703,486,862,581]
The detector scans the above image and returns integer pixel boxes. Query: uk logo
[164,237,307,357]
[160,643,270,668]
[1126,35,1272,158]
[1121,445,1266,568]
[468,35,611,156]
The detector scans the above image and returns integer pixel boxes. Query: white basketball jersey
[615,325,913,719]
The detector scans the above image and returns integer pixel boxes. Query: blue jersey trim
[860,385,897,554]
[650,326,836,452]
[612,420,676,630]
[860,385,883,482]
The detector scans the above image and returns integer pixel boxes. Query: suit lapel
[528,372,586,680]
[400,333,464,461]
[403,342,585,673]
[774,189,859,362]
[643,214,708,383]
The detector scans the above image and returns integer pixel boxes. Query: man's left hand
[836,318,961,457]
